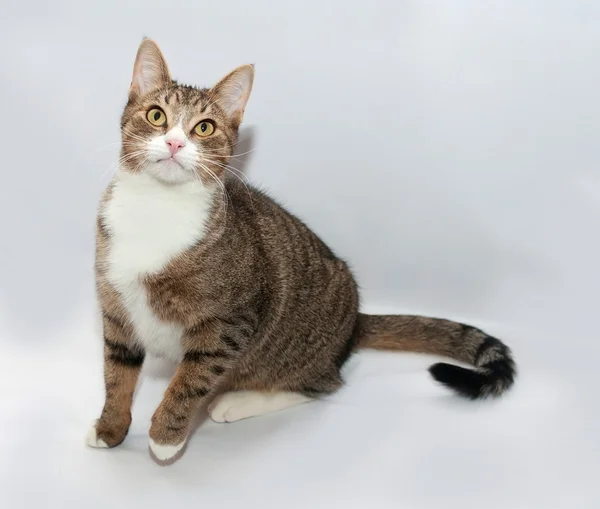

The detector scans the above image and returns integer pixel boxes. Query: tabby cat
[87,39,516,462]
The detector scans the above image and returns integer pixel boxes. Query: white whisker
[201,157,253,205]
[197,162,231,216]
[121,127,150,144]
[98,150,148,184]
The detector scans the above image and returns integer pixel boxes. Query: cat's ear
[129,38,171,98]
[211,64,254,126]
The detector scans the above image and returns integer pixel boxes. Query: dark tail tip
[429,358,516,400]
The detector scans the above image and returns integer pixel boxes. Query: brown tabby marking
[89,39,516,459]
[94,312,143,447]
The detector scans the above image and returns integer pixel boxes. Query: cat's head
[119,38,253,185]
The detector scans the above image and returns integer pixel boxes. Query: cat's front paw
[148,437,186,462]
[85,416,130,449]
[148,406,188,462]
[86,421,109,448]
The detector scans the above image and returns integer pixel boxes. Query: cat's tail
[355,314,516,399]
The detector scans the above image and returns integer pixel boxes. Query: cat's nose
[166,139,185,156]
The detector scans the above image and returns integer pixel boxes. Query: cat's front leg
[148,321,243,462]
[87,312,144,448]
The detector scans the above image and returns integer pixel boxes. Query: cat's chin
[145,161,196,185]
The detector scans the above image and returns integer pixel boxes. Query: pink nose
[166,139,185,156]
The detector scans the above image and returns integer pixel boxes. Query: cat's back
[225,177,336,260]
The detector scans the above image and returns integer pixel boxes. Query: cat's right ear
[129,38,171,99]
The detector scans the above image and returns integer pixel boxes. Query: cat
[87,39,516,462]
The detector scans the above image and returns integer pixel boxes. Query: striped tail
[356,314,516,399]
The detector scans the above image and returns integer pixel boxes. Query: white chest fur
[102,170,214,360]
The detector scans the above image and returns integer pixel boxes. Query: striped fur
[87,39,517,462]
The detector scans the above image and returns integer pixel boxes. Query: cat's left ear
[211,64,254,127]
[129,38,171,98]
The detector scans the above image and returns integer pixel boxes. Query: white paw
[85,422,108,448]
[149,437,185,461]
[209,391,313,423]
[208,394,227,422]
[208,392,268,423]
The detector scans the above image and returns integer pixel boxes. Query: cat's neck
[113,168,211,196]
[103,168,217,275]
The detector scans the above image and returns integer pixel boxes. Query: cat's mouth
[157,157,184,170]
[146,157,195,185]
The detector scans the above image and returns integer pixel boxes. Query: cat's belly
[115,277,183,361]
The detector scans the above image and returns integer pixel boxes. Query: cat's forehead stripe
[161,84,214,111]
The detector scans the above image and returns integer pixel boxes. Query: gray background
[0,1,598,508]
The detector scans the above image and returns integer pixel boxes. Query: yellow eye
[146,108,166,127]
[194,121,215,137]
